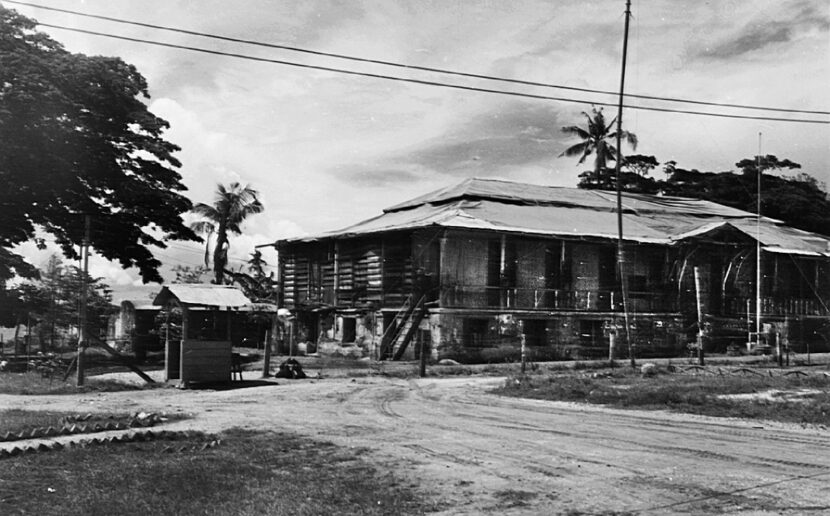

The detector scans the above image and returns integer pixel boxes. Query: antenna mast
[755,134,762,346]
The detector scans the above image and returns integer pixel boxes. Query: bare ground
[1,371,829,515]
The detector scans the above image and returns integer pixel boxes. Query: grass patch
[0,428,430,516]
[0,371,163,395]
[496,368,830,425]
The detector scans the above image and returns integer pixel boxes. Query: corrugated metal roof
[384,177,755,218]
[152,284,251,308]
[277,178,830,256]
[120,299,159,311]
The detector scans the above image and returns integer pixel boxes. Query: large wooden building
[269,178,830,362]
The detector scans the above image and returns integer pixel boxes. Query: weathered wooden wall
[180,340,232,384]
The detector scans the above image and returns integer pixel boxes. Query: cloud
[695,1,829,59]
[334,99,565,187]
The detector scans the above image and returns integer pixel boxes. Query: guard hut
[153,284,251,386]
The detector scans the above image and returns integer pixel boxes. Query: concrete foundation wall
[427,310,686,363]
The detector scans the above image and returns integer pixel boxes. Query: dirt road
[2,374,829,514]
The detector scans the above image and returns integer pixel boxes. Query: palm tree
[189,220,215,269]
[559,107,638,188]
[190,183,264,284]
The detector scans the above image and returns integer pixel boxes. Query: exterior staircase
[379,294,428,360]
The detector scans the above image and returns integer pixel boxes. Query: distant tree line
[561,108,830,236]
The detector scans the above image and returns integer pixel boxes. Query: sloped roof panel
[385,177,758,218]
[153,284,251,307]
[730,220,830,256]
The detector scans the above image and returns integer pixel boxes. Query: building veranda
[268,178,830,363]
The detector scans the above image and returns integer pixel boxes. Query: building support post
[418,331,427,378]
[179,305,189,384]
[333,241,340,305]
[694,266,705,366]
[519,320,527,374]
[499,234,507,309]
[439,231,448,304]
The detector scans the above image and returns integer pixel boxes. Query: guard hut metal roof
[153,284,251,386]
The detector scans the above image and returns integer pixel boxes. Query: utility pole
[77,215,90,386]
[614,0,635,368]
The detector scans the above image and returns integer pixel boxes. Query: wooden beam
[333,241,340,304]
[499,234,507,310]
[439,231,447,306]
[179,305,189,382]
[91,337,156,384]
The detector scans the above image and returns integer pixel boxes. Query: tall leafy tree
[190,183,264,284]
[0,6,198,283]
[660,156,830,236]
[559,107,638,189]
[1,255,115,350]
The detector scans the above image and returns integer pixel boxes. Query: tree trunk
[13,316,21,357]
[595,141,607,186]
[214,225,228,284]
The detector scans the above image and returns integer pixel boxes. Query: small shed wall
[180,340,232,384]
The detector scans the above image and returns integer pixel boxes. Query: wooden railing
[439,286,677,312]
[728,297,829,317]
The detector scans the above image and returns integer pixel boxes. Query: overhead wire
[8,0,828,117]
[30,22,830,125]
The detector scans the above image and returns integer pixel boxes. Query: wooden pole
[289,321,294,358]
[26,313,31,370]
[693,266,705,366]
[499,235,507,309]
[520,333,527,374]
[164,305,171,381]
[418,330,427,378]
[755,135,762,348]
[77,214,90,386]
[609,331,616,363]
[180,305,189,382]
[262,326,272,378]
[613,0,635,368]
[776,330,783,367]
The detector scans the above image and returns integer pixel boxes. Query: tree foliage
[660,155,829,236]
[190,183,264,284]
[171,264,210,284]
[560,107,638,189]
[567,146,830,237]
[226,250,277,303]
[0,7,198,283]
[0,255,116,348]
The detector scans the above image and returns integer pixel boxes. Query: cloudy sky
[7,0,829,297]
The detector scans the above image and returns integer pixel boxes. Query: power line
[9,0,829,117]
[33,23,830,125]
[164,243,251,265]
